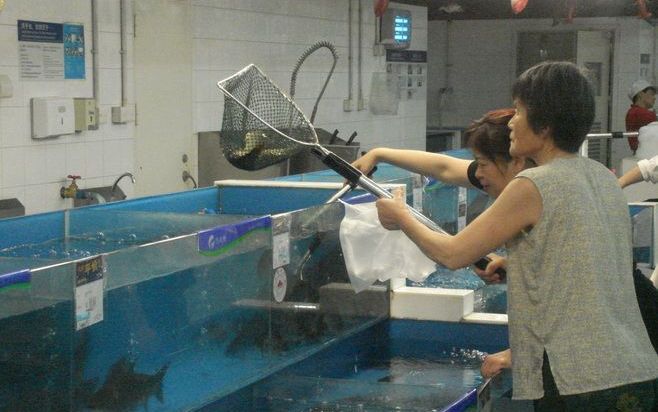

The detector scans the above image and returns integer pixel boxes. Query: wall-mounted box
[31,97,75,139]
[112,104,135,124]
[74,98,98,131]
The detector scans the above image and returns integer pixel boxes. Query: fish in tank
[85,356,168,411]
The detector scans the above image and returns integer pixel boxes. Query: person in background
[352,109,529,201]
[626,79,657,154]
[620,154,658,188]
[375,61,658,410]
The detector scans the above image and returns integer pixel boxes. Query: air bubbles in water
[127,233,137,242]
[449,347,487,365]
[96,232,105,241]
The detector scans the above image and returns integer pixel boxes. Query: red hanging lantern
[374,0,389,17]
[511,0,529,14]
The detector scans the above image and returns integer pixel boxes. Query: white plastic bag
[339,200,437,293]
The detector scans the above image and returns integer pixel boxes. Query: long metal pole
[585,131,637,139]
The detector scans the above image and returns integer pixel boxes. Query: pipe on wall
[345,0,353,111]
[119,0,127,106]
[357,0,364,110]
[91,0,99,100]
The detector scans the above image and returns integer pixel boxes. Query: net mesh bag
[218,65,318,170]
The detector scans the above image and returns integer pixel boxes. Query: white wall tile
[66,142,88,178]
[97,0,121,33]
[0,25,18,65]
[25,145,48,185]
[102,138,134,175]
[0,107,30,147]
[98,68,122,106]
[46,143,67,183]
[98,31,122,69]
[0,1,23,25]
[85,140,104,178]
[2,147,26,188]
[23,184,49,215]
[195,101,222,132]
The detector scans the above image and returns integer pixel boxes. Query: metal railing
[580,131,639,166]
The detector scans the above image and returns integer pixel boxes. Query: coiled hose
[289,41,338,124]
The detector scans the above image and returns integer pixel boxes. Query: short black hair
[512,61,594,153]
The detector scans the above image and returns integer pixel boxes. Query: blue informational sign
[17,20,84,80]
[17,20,63,42]
[198,216,272,254]
[0,269,31,292]
[63,24,85,79]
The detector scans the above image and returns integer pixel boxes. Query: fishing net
[218,64,317,170]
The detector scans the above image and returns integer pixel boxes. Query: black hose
[289,41,338,124]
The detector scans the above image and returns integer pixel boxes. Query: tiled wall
[427,17,654,134]
[0,0,135,215]
[191,0,428,153]
[0,0,428,216]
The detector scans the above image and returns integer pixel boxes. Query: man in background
[626,79,657,154]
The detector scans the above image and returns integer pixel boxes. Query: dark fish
[87,356,168,411]
[225,314,291,356]
[204,320,229,342]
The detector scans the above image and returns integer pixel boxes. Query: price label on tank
[75,254,106,330]
[457,187,467,231]
[412,188,423,211]
[272,214,291,269]
[273,267,287,303]
[412,175,423,211]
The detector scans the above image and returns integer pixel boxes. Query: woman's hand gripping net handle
[311,146,507,280]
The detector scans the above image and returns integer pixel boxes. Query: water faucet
[60,175,81,198]
[182,170,198,189]
[111,172,135,199]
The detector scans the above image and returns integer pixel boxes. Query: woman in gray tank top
[376,61,658,410]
